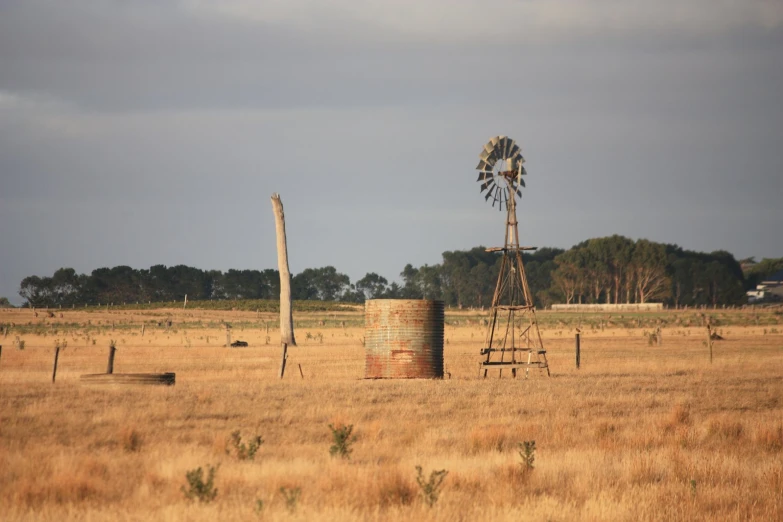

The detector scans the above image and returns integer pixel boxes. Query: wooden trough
[80,372,176,386]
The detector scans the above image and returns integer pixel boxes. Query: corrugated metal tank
[364,299,444,379]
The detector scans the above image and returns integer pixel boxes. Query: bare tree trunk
[271,194,296,346]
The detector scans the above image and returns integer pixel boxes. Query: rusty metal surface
[364,299,444,379]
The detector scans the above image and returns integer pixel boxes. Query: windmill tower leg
[480,180,549,378]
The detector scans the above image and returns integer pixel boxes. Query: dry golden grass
[0,307,781,521]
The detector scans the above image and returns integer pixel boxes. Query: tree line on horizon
[14,235,783,309]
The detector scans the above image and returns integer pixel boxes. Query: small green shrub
[518,440,536,471]
[227,430,263,461]
[328,423,356,459]
[182,464,218,503]
[415,465,448,507]
[279,486,301,512]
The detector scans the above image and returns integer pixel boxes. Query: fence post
[279,343,288,379]
[575,333,581,369]
[52,346,60,383]
[107,345,116,374]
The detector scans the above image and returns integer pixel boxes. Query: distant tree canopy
[743,257,783,289]
[19,265,281,308]
[18,236,766,308]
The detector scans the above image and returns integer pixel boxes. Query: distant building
[747,269,783,303]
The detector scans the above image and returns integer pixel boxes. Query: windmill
[476,136,550,378]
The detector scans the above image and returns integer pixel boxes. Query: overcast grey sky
[1,0,781,304]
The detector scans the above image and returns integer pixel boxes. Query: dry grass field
[0,306,781,521]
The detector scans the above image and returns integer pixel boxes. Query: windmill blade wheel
[474,135,527,210]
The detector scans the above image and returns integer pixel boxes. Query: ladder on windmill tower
[475,136,550,378]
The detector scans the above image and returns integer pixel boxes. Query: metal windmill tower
[475,136,549,378]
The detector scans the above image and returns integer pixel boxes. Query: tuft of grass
[376,469,416,507]
[754,424,783,451]
[707,418,744,441]
[667,403,691,429]
[119,427,143,453]
[469,424,509,453]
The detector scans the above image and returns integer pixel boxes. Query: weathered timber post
[575,333,581,369]
[107,345,116,374]
[279,343,288,379]
[271,194,296,346]
[141,324,145,337]
[183,294,188,310]
[707,324,713,364]
[225,324,231,348]
[298,363,304,379]
[52,346,60,383]
[0,345,3,367]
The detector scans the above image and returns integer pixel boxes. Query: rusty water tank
[364,299,444,379]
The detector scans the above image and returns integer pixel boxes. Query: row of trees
[17,264,407,308]
[396,238,777,309]
[546,236,746,307]
[17,237,779,309]
[19,266,278,308]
